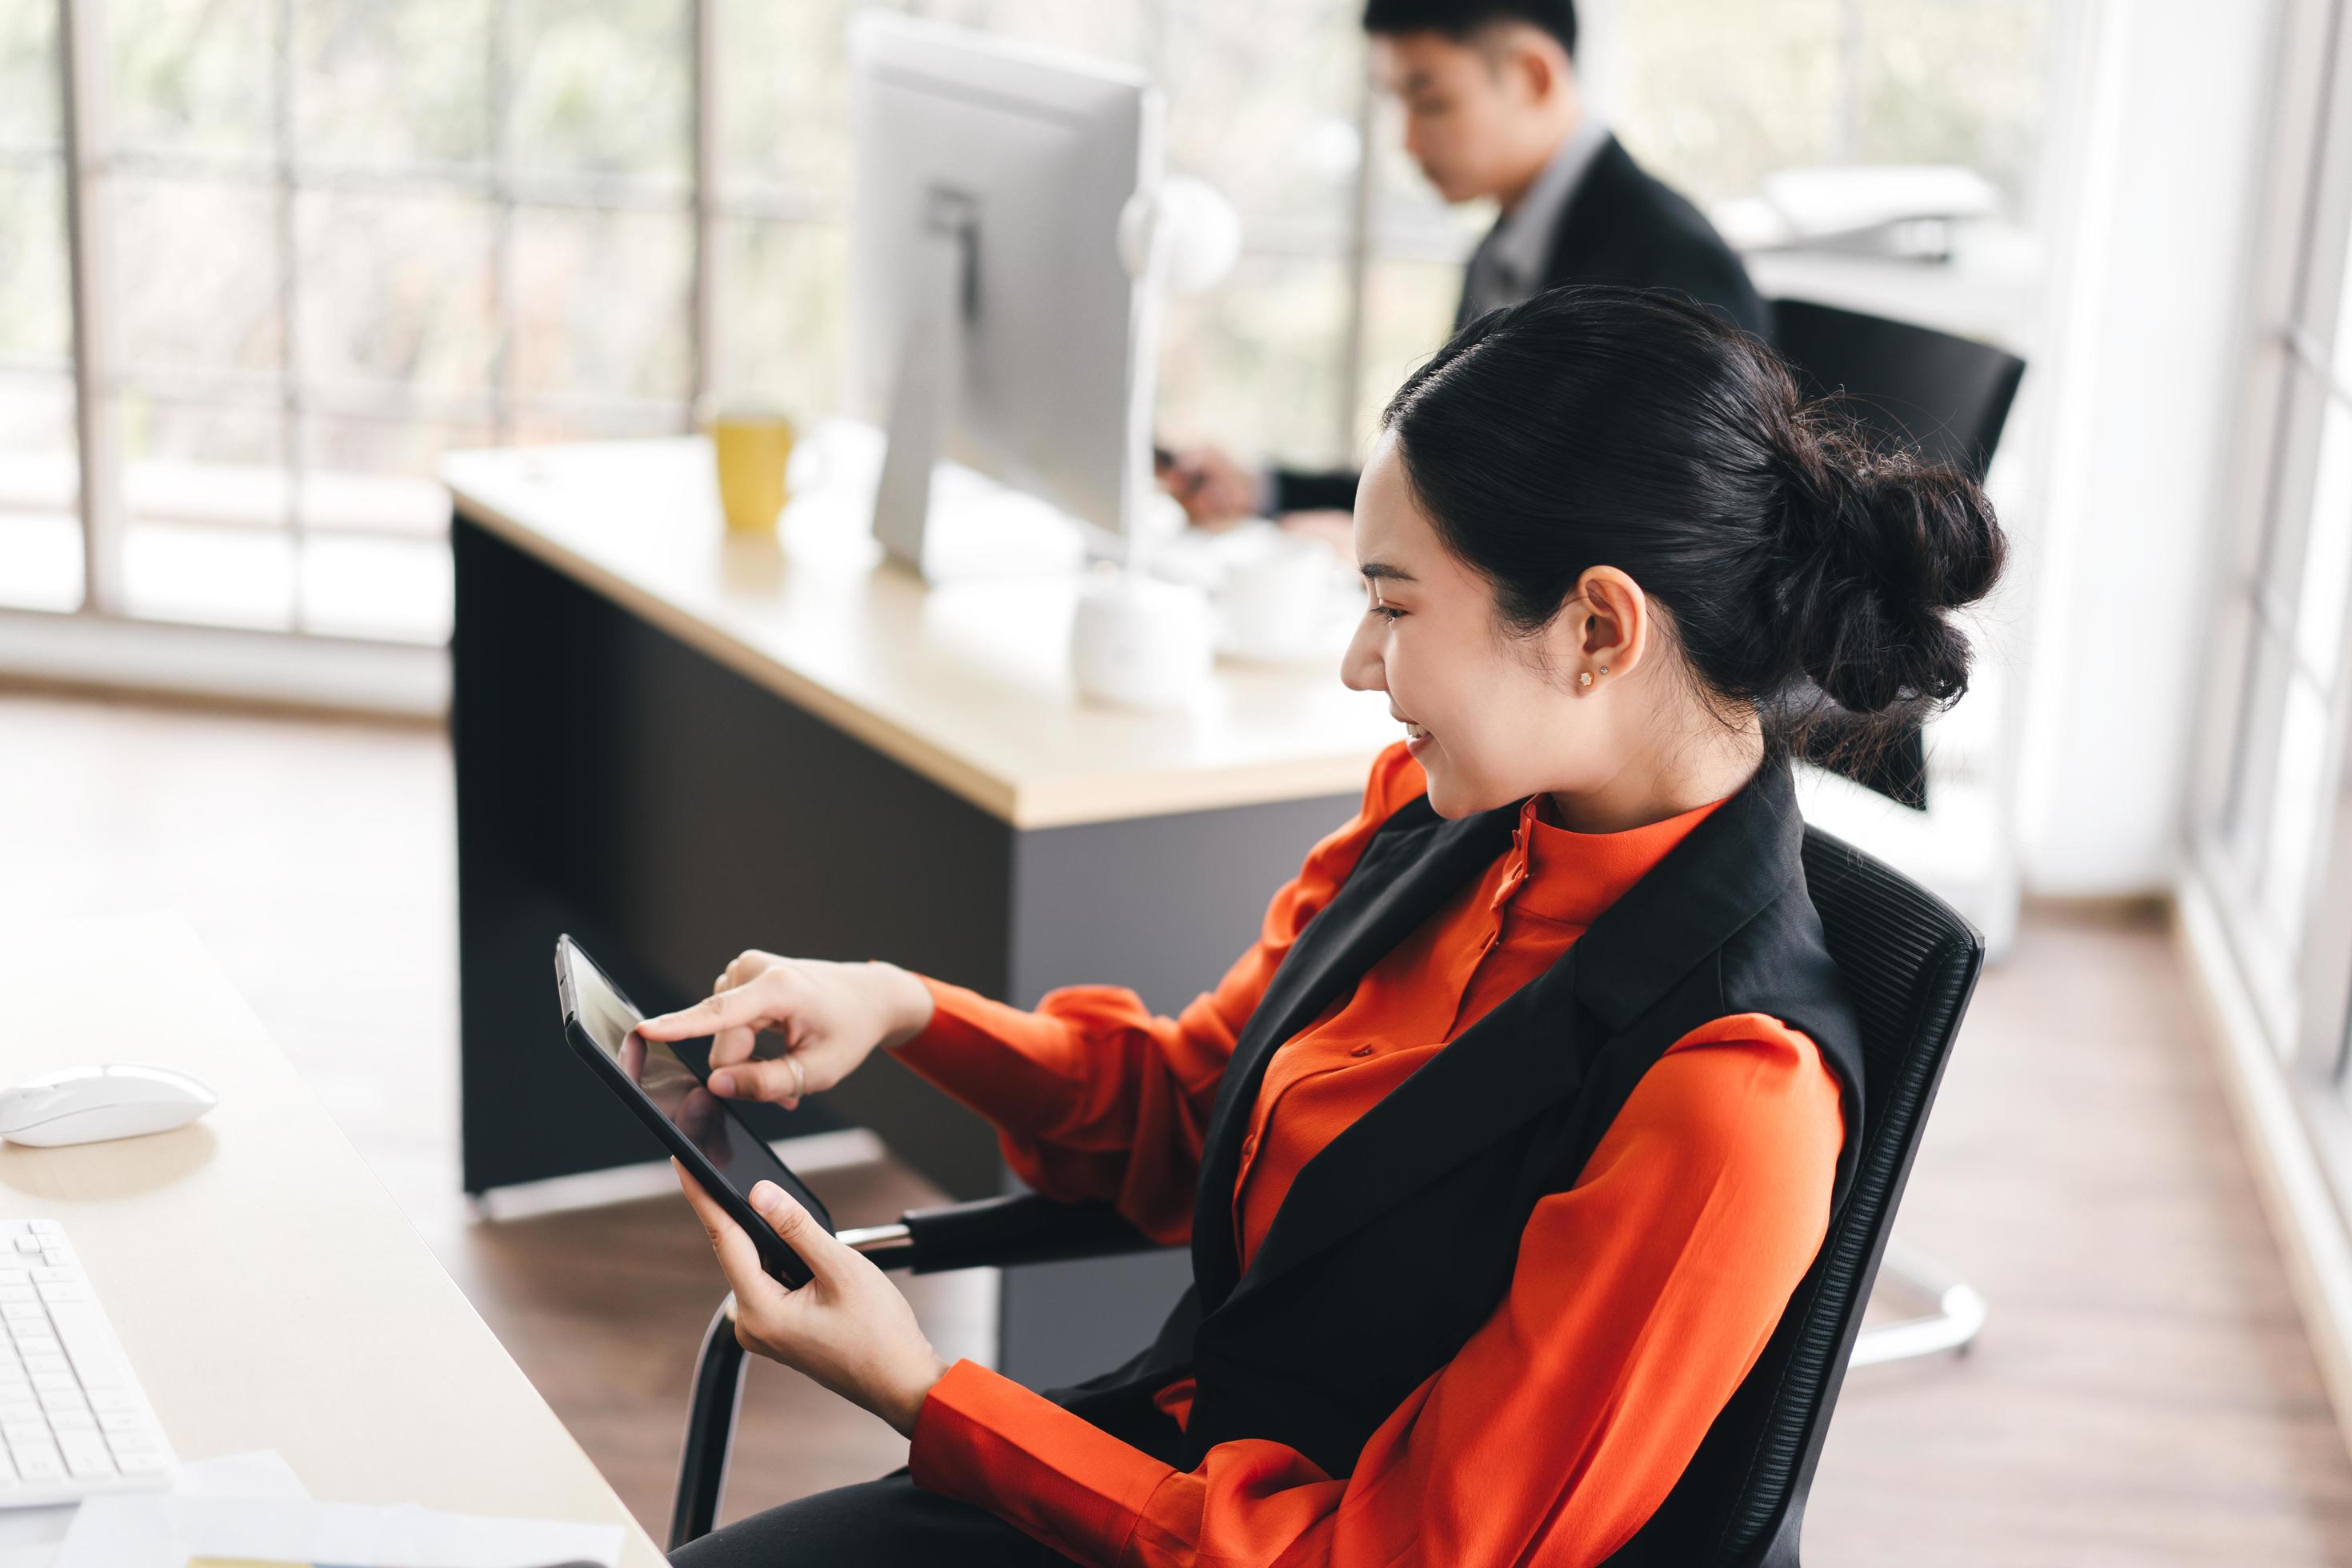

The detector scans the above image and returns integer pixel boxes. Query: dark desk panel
[452,514,1355,1386]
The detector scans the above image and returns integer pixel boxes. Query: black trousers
[669,1372,1186,1566]
[668,1468,1078,1566]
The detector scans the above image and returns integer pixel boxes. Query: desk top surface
[0,913,664,1566]
[442,434,1394,829]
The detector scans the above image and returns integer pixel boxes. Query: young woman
[648,286,2003,1567]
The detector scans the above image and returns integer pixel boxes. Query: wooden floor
[10,684,2352,1564]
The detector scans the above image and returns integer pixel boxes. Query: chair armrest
[840,1194,1170,1274]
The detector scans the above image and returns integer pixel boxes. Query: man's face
[1373,29,1557,205]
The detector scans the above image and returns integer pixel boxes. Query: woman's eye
[1369,605,1405,623]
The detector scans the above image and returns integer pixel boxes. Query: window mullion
[490,0,516,446]
[58,0,123,617]
[276,0,307,633]
[690,0,718,418]
[1337,41,1378,465]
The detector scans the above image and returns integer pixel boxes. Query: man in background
[1164,0,1767,525]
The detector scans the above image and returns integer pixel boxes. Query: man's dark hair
[1361,0,1578,60]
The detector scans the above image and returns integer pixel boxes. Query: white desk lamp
[1070,175,1242,710]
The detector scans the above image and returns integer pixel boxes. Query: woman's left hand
[672,1161,949,1437]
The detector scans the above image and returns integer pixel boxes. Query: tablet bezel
[554,934,834,1288]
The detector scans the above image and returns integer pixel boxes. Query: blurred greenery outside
[0,0,2052,640]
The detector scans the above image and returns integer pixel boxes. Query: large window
[1601,0,2050,218]
[0,0,2057,651]
[2199,1,2352,1080]
[0,6,78,614]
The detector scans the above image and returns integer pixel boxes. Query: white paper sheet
[50,1454,620,1568]
[0,1450,310,1568]
[180,1450,311,1504]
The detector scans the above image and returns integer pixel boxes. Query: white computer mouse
[0,1064,218,1147]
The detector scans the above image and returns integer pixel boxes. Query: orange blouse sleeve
[889,742,1426,1245]
[906,1019,1846,1568]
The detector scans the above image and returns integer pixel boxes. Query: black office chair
[670,825,1986,1562]
[1765,298,2022,1364]
[1767,298,2027,810]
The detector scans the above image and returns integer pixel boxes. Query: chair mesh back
[1618,826,1984,1567]
[1768,298,2026,486]
[1765,299,2026,814]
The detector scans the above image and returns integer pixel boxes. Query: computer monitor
[847,16,1162,578]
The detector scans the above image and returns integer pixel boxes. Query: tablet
[554,934,834,1287]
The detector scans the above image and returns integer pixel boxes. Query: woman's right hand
[637,953,935,1112]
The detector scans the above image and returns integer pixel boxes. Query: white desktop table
[0,912,664,1566]
[442,430,1391,830]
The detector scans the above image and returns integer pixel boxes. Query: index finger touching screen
[558,938,834,1234]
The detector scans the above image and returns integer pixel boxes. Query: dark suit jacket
[1274,134,1769,515]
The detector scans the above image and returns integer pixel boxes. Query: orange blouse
[890,741,1844,1567]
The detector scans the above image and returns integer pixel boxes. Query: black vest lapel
[1222,942,1590,1314]
[1571,758,1805,1031]
[1213,758,1808,1314]
[1189,798,1517,1310]
[1053,754,1870,1487]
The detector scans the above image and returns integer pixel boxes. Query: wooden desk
[0,912,663,1566]
[443,431,1393,1386]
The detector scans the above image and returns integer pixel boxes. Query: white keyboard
[0,1220,174,1507]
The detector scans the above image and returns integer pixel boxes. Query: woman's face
[1342,432,1632,818]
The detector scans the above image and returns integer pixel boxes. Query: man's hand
[1158,444,1264,529]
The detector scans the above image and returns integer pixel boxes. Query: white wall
[2010,0,2282,896]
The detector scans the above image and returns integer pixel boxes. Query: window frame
[2194,0,2352,1099]
[7,0,2051,650]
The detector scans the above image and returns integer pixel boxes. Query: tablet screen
[558,938,832,1232]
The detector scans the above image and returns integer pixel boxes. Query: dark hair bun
[1767,410,2005,718]
[1381,286,2006,782]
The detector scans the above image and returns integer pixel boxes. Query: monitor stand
[874,190,1087,583]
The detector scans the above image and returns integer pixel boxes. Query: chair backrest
[1617,825,1985,1567]
[1768,298,2025,485]
[1765,298,2027,812]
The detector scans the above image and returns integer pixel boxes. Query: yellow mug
[707,402,799,534]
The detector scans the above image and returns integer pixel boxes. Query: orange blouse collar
[1491,790,1730,928]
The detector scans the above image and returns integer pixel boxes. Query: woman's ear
[1572,566,1647,688]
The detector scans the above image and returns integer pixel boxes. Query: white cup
[1071,570,1215,710]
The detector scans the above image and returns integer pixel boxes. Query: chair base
[1850,1243,1986,1367]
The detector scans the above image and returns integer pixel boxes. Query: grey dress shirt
[1458,115,1614,325]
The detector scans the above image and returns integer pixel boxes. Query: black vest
[1051,757,1866,1507]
